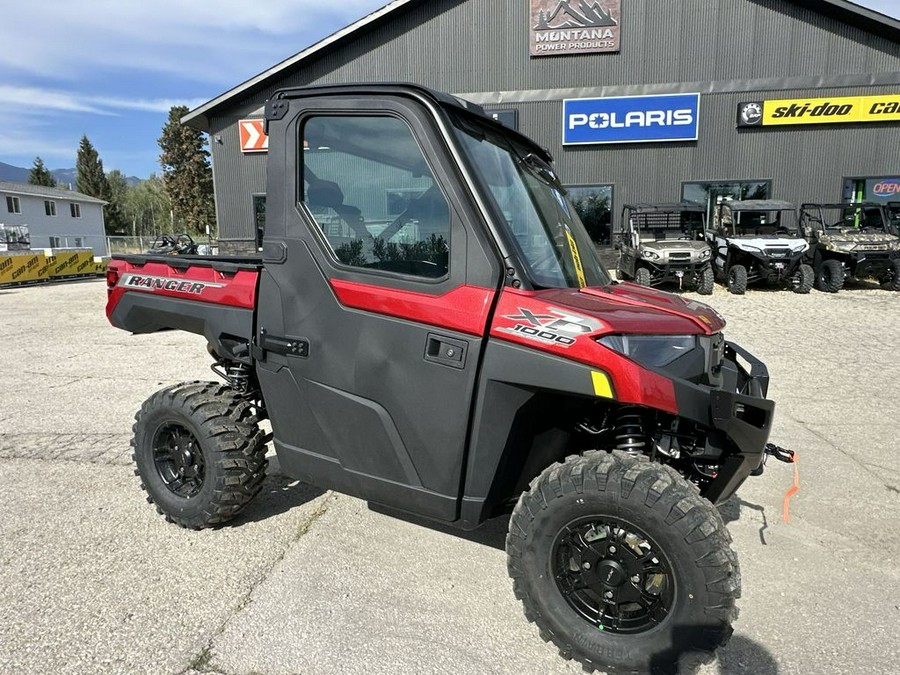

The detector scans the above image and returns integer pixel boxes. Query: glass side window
[300,115,450,279]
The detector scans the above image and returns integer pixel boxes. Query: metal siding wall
[210,0,900,243]
[210,116,267,241]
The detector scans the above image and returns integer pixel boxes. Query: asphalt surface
[0,279,898,675]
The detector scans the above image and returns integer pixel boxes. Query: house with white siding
[0,181,108,255]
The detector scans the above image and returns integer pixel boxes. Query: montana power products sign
[737,94,900,127]
[530,0,621,56]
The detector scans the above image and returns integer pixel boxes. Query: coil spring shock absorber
[226,362,251,394]
[614,406,646,454]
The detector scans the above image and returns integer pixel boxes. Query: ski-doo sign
[530,0,621,56]
[563,93,701,145]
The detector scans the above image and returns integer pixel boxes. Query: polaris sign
[563,94,701,145]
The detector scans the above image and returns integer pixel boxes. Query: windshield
[452,115,611,289]
[721,208,799,237]
[803,206,888,234]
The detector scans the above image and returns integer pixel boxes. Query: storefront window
[566,184,613,245]
[682,180,770,224]
[253,194,266,250]
[843,177,900,204]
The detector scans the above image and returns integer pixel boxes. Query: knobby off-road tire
[697,266,715,295]
[816,259,844,293]
[132,381,268,529]
[507,451,739,675]
[634,267,652,287]
[793,263,814,294]
[887,259,900,292]
[726,265,748,295]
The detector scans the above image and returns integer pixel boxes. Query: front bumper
[671,341,774,504]
[854,251,896,279]
[645,260,710,284]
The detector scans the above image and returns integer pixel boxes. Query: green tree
[158,106,216,235]
[76,135,111,200]
[29,157,57,187]
[124,174,171,237]
[105,169,130,235]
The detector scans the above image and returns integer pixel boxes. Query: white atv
[708,200,812,294]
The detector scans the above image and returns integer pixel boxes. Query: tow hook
[751,443,795,476]
[765,443,795,463]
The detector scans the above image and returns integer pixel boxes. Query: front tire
[697,266,714,295]
[792,263,814,294]
[132,381,268,529]
[886,259,900,291]
[816,259,844,293]
[507,452,739,675]
[726,264,748,294]
[634,267,652,287]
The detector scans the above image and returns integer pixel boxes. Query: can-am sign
[530,0,621,57]
[737,94,900,127]
[563,94,701,145]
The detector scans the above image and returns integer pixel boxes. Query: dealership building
[184,0,900,254]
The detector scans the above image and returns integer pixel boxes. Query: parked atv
[708,200,812,294]
[799,202,900,292]
[616,203,714,294]
[146,233,198,256]
[887,202,900,236]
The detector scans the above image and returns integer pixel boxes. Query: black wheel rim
[152,423,205,498]
[552,516,675,635]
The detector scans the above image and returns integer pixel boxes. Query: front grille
[765,247,791,258]
[669,252,691,261]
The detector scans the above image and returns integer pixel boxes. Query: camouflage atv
[799,202,900,292]
[616,203,714,294]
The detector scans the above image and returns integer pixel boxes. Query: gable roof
[183,0,900,131]
[0,181,107,205]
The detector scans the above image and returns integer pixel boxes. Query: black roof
[623,202,705,213]
[722,200,796,212]
[800,202,890,209]
[270,82,551,161]
[183,0,900,131]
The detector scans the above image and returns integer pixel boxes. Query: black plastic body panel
[109,292,254,355]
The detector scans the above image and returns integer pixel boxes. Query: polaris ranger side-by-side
[799,202,900,292]
[708,200,813,294]
[106,84,791,674]
[616,203,714,294]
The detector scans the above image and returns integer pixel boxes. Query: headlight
[598,334,698,368]
[641,250,660,260]
[699,248,712,260]
[738,244,762,253]
[791,242,809,253]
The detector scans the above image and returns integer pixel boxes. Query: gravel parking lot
[1,278,898,675]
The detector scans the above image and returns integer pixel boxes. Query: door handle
[424,333,467,369]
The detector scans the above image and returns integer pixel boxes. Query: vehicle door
[255,94,503,522]
[708,206,730,272]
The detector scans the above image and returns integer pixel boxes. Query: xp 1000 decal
[495,306,603,347]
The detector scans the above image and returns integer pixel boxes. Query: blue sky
[0,0,897,179]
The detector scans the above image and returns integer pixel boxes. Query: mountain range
[0,161,142,188]
[536,1,618,30]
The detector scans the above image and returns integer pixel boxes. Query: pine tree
[76,136,111,200]
[105,169,130,235]
[29,157,57,187]
[158,106,216,235]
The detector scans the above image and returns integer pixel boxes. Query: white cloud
[0,85,206,116]
[0,0,389,84]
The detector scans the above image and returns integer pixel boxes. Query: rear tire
[887,259,900,291]
[793,263,814,294]
[726,264,748,295]
[507,451,739,675]
[131,381,268,529]
[697,266,714,295]
[634,267,652,287]
[816,259,844,293]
